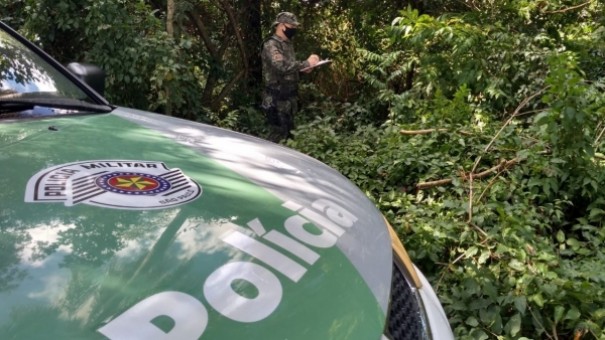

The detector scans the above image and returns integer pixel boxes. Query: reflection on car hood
[0,108,392,339]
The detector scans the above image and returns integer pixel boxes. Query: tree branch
[167,0,176,38]
[415,158,519,190]
[416,178,453,190]
[188,6,219,59]
[594,121,605,147]
[400,128,448,135]
[466,87,548,222]
[400,128,473,136]
[216,0,248,71]
[544,0,591,14]
[211,69,245,111]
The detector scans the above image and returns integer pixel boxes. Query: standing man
[261,11,319,142]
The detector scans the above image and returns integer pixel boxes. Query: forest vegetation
[3,0,605,338]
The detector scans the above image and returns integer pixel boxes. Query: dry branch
[400,128,448,135]
[416,178,453,190]
[399,128,475,136]
[466,87,548,222]
[415,158,519,190]
[544,0,591,14]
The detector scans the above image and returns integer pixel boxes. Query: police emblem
[25,160,202,210]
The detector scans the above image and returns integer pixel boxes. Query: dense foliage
[290,2,605,338]
[4,0,605,338]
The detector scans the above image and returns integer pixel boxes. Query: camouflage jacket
[261,35,310,99]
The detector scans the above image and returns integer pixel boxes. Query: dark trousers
[262,95,297,142]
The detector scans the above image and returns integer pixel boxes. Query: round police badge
[25,160,202,210]
[95,172,171,195]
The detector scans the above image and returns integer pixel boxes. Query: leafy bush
[290,4,605,338]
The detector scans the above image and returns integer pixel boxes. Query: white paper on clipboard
[300,59,332,72]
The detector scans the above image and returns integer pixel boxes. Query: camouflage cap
[273,12,300,27]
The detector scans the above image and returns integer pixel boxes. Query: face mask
[283,26,298,39]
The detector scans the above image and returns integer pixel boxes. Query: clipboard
[300,59,332,72]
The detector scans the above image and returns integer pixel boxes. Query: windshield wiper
[0,97,114,114]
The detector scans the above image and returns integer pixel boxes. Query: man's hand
[302,54,320,73]
[307,54,320,66]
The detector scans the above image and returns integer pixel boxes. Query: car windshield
[0,27,112,120]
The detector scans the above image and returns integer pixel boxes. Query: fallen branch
[400,128,448,135]
[416,178,453,190]
[468,158,518,180]
[467,87,548,222]
[400,128,474,136]
[415,158,519,190]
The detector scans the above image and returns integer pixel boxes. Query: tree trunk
[239,0,262,106]
[167,0,176,37]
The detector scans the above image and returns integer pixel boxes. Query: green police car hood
[0,108,393,339]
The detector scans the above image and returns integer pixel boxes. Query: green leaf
[465,246,479,258]
[588,208,605,220]
[466,316,480,327]
[564,306,581,321]
[556,230,565,243]
[469,329,489,340]
[592,309,605,320]
[478,250,490,265]
[566,238,581,250]
[505,313,522,336]
[531,293,545,308]
[508,259,525,272]
[554,305,565,323]
[514,296,527,315]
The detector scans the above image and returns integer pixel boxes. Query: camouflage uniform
[261,13,310,141]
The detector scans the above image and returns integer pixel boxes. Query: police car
[0,20,454,339]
